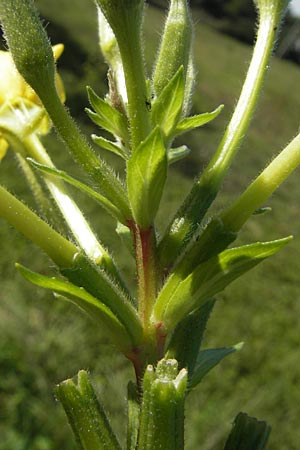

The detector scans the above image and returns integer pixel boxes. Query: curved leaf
[189,342,243,389]
[151,66,185,140]
[127,127,167,229]
[86,86,129,144]
[16,263,133,352]
[28,159,127,224]
[92,134,128,159]
[155,237,292,330]
[175,104,224,136]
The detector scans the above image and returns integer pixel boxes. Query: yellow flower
[0,44,65,160]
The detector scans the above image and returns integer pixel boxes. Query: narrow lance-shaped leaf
[175,104,224,136]
[154,237,292,331]
[189,342,243,389]
[16,264,134,353]
[127,127,168,229]
[55,370,122,450]
[223,412,271,450]
[29,159,128,224]
[92,134,128,160]
[151,66,185,141]
[86,86,129,144]
[166,299,216,377]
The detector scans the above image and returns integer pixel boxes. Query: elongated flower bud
[96,0,144,43]
[97,6,128,106]
[0,0,56,101]
[153,0,193,97]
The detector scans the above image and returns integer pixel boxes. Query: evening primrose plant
[0,0,299,448]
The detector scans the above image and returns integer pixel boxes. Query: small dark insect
[145,99,151,111]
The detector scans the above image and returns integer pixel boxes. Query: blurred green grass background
[1,1,300,449]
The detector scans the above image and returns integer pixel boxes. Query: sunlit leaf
[86,86,129,143]
[155,237,292,330]
[151,66,185,140]
[127,127,167,229]
[16,263,133,352]
[92,134,128,159]
[175,104,224,136]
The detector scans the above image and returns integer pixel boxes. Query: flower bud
[0,0,56,101]
[153,0,193,97]
[97,6,128,106]
[96,0,144,43]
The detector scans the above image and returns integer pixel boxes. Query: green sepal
[86,86,129,144]
[16,263,133,353]
[127,382,140,450]
[92,134,129,160]
[127,127,168,229]
[223,412,271,450]
[189,342,243,389]
[155,237,292,330]
[55,370,122,450]
[175,104,224,136]
[166,299,216,377]
[151,66,185,141]
[61,253,142,346]
[168,145,191,164]
[28,159,127,224]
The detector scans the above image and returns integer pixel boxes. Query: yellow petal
[53,43,64,61]
[0,137,8,161]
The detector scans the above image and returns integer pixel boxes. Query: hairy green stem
[0,185,77,267]
[158,2,284,268]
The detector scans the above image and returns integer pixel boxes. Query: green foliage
[127,127,168,229]
[1,0,300,449]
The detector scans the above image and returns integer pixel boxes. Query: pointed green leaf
[127,127,168,229]
[16,263,133,352]
[86,86,129,143]
[151,66,185,140]
[155,237,292,330]
[168,145,191,165]
[189,343,243,389]
[92,134,128,159]
[166,300,216,377]
[175,104,224,136]
[223,412,271,450]
[55,370,122,450]
[28,159,127,224]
